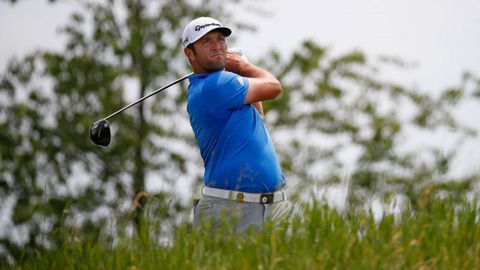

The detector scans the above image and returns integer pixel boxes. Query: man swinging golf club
[183,17,291,233]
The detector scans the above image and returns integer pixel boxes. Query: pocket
[192,198,200,217]
[268,200,293,224]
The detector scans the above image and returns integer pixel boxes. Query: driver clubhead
[89,119,111,146]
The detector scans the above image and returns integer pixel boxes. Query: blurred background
[1,0,479,264]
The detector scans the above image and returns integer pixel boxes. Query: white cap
[182,17,232,48]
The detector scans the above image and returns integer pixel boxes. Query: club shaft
[104,73,193,121]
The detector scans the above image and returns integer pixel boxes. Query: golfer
[182,17,291,233]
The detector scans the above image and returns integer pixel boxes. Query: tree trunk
[131,0,147,232]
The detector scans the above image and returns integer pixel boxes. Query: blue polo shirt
[187,71,285,193]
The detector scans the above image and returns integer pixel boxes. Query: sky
[1,0,480,175]
[237,0,480,90]
[1,0,479,90]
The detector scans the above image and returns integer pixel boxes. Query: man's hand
[225,47,281,115]
[225,49,249,75]
[225,49,265,120]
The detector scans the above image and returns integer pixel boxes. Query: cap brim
[189,26,232,46]
[216,26,232,37]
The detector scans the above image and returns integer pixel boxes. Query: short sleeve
[205,71,250,117]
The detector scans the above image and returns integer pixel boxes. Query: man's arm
[225,51,282,105]
[252,101,264,120]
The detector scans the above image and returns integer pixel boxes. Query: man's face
[188,30,227,73]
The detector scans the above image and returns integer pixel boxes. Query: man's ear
[184,47,195,62]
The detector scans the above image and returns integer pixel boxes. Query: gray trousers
[193,194,292,234]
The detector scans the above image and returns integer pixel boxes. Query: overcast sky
[237,0,480,91]
[1,0,480,175]
[2,0,479,88]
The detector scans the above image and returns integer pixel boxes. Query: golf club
[89,73,193,146]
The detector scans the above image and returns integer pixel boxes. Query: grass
[13,199,480,270]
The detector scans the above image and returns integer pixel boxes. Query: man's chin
[205,64,226,73]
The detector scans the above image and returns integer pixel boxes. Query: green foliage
[2,0,480,266]
[14,199,480,269]
[260,40,480,211]
[0,0,256,264]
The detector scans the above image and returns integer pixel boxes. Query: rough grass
[14,199,480,270]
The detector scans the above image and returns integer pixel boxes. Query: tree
[0,0,256,263]
[260,40,480,212]
[2,0,480,266]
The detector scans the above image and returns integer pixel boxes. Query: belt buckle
[260,193,274,204]
[236,192,245,202]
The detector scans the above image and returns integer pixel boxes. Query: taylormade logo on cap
[182,17,232,48]
[194,22,221,32]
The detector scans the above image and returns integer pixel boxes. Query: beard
[203,61,225,72]
[203,63,225,72]
[202,55,226,72]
